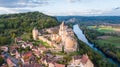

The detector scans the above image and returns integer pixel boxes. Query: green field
[96,36,120,47]
[87,25,120,47]
[34,40,51,48]
[87,25,115,33]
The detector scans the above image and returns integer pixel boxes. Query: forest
[0,11,58,45]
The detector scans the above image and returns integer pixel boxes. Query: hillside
[0,12,58,45]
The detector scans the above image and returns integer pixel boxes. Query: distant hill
[56,16,120,24]
[0,12,58,45]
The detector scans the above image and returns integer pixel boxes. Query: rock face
[59,21,77,50]
[32,21,77,52]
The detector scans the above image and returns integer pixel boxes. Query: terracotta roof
[1,65,7,67]
[23,63,43,67]
[24,58,29,62]
[32,46,37,49]
[6,58,14,66]
[0,55,4,58]
[39,45,45,48]
[54,63,65,67]
[81,55,88,64]
[39,45,46,51]
[16,37,22,40]
[23,52,33,59]
[9,45,19,49]
[26,42,32,45]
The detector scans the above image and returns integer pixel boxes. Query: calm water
[73,24,120,66]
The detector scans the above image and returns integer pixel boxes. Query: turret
[32,27,39,40]
[59,21,65,36]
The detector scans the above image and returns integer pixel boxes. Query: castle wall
[38,36,58,48]
[32,21,78,52]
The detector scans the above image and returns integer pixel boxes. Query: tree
[0,36,9,45]
[62,45,64,53]
[0,12,58,45]
[0,56,4,66]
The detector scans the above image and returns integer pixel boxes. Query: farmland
[81,24,120,63]
[87,25,120,33]
[96,36,120,48]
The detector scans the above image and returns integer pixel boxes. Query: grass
[97,36,120,47]
[97,29,114,33]
[35,40,51,48]
[97,26,114,33]
[87,25,120,47]
[87,26,97,29]
[87,25,115,33]
[21,33,32,41]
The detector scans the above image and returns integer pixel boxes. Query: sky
[0,0,120,16]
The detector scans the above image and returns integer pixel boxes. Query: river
[73,24,120,66]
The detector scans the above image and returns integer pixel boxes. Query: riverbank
[78,24,120,66]
[73,24,118,67]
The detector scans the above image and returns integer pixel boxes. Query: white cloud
[0,0,119,16]
[66,0,81,3]
[0,0,49,15]
[0,0,49,8]
[0,7,18,14]
[49,9,108,16]
[0,7,35,15]
[101,7,120,16]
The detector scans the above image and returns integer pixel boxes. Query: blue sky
[0,0,120,16]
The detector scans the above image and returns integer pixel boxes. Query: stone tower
[59,21,66,42]
[32,27,39,40]
[59,21,65,36]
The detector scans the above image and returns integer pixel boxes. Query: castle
[59,22,77,49]
[32,21,77,52]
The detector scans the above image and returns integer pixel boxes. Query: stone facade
[59,21,77,50]
[32,21,77,52]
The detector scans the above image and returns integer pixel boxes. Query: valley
[0,12,120,67]
[58,16,120,67]
[80,23,120,66]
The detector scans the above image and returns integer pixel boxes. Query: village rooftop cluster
[0,22,94,67]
